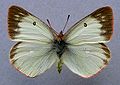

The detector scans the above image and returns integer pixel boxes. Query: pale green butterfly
[8,5,113,78]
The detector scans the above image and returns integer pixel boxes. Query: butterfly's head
[56,31,64,41]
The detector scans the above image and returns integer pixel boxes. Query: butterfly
[8,5,113,78]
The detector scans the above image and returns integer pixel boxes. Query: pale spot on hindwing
[30,51,34,53]
[85,51,90,54]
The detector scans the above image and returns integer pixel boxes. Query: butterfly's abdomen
[53,40,66,58]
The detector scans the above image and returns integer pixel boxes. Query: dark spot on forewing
[84,23,87,27]
[33,22,36,26]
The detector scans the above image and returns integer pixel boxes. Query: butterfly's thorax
[53,31,67,58]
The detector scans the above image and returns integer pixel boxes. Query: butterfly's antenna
[47,19,52,28]
[63,15,70,32]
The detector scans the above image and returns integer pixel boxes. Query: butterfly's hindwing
[63,43,110,78]
[10,42,57,77]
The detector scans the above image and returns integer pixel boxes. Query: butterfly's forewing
[10,42,57,77]
[8,6,58,77]
[63,6,113,78]
[64,6,113,45]
[8,6,57,44]
[63,43,110,78]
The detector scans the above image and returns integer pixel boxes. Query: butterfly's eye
[84,23,87,27]
[33,22,36,26]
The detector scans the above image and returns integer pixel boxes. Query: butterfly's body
[8,6,113,78]
[52,31,66,73]
[53,31,67,58]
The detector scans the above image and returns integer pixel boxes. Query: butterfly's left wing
[62,43,110,78]
[63,6,113,78]
[64,6,113,45]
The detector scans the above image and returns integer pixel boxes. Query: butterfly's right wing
[8,5,57,44]
[10,42,58,77]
